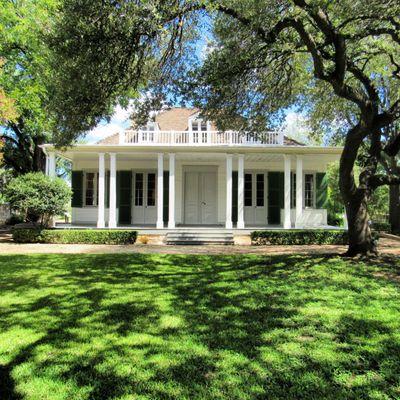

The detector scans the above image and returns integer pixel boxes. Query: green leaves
[4,172,72,225]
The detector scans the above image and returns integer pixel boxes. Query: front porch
[45,148,341,230]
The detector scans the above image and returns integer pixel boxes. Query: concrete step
[165,231,234,245]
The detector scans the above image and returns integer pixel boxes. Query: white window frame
[83,170,98,207]
[289,172,317,209]
[304,172,316,209]
[188,115,211,132]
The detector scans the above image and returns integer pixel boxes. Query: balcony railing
[119,130,284,146]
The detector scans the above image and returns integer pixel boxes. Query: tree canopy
[0,0,58,173]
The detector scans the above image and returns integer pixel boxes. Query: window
[147,173,156,206]
[305,174,314,207]
[190,118,209,143]
[244,173,252,207]
[135,173,143,206]
[256,174,264,207]
[84,172,97,206]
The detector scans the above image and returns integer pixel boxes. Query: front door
[132,172,157,225]
[184,171,217,224]
[244,172,267,226]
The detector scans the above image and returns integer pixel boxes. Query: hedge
[12,228,137,245]
[251,229,349,245]
[371,222,391,233]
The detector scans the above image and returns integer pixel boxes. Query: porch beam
[109,153,117,228]
[157,153,164,229]
[295,156,303,228]
[168,153,175,228]
[226,154,233,229]
[284,155,291,229]
[97,153,105,228]
[237,154,245,229]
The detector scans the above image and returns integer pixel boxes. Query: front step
[165,231,234,245]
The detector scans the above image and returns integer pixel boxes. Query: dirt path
[0,229,399,256]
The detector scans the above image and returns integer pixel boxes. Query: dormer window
[141,122,158,141]
[189,118,210,143]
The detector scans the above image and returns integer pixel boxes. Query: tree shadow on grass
[0,253,399,399]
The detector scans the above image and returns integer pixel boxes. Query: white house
[42,108,342,231]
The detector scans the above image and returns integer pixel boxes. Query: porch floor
[55,223,342,234]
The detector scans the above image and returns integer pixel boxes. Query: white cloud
[85,102,135,143]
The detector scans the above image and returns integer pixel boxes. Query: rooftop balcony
[119,129,284,146]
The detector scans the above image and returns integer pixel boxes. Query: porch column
[295,156,303,228]
[237,154,245,229]
[168,153,175,228]
[157,153,164,229]
[226,154,233,229]
[109,153,117,228]
[45,154,49,176]
[97,153,105,228]
[284,155,291,229]
[48,152,56,178]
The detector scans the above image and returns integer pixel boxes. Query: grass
[0,253,400,400]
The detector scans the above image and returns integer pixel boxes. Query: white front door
[244,172,267,226]
[184,171,217,224]
[132,172,157,225]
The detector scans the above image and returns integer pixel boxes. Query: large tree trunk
[339,123,378,257]
[389,184,400,233]
[344,193,377,256]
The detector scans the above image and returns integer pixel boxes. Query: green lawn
[0,254,400,400]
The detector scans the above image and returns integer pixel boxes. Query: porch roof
[41,143,342,162]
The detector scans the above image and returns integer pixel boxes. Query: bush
[327,212,344,227]
[12,228,137,245]
[251,229,349,245]
[4,172,72,227]
[371,222,391,233]
[5,213,25,225]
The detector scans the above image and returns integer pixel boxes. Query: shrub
[12,228,137,245]
[5,213,24,225]
[4,172,72,227]
[327,212,344,227]
[371,222,391,233]
[251,229,349,245]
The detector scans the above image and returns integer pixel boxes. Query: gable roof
[96,107,304,146]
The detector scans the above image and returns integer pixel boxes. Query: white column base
[97,221,105,229]
[156,222,164,229]
[225,221,233,229]
[237,221,245,229]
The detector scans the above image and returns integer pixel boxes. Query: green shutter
[316,172,328,208]
[268,172,284,224]
[117,171,132,224]
[105,170,110,208]
[163,171,169,224]
[232,171,238,224]
[71,171,83,207]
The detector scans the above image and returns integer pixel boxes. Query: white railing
[120,130,284,146]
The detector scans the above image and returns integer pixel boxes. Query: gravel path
[1,229,399,256]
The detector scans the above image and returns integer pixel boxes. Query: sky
[84,103,134,144]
